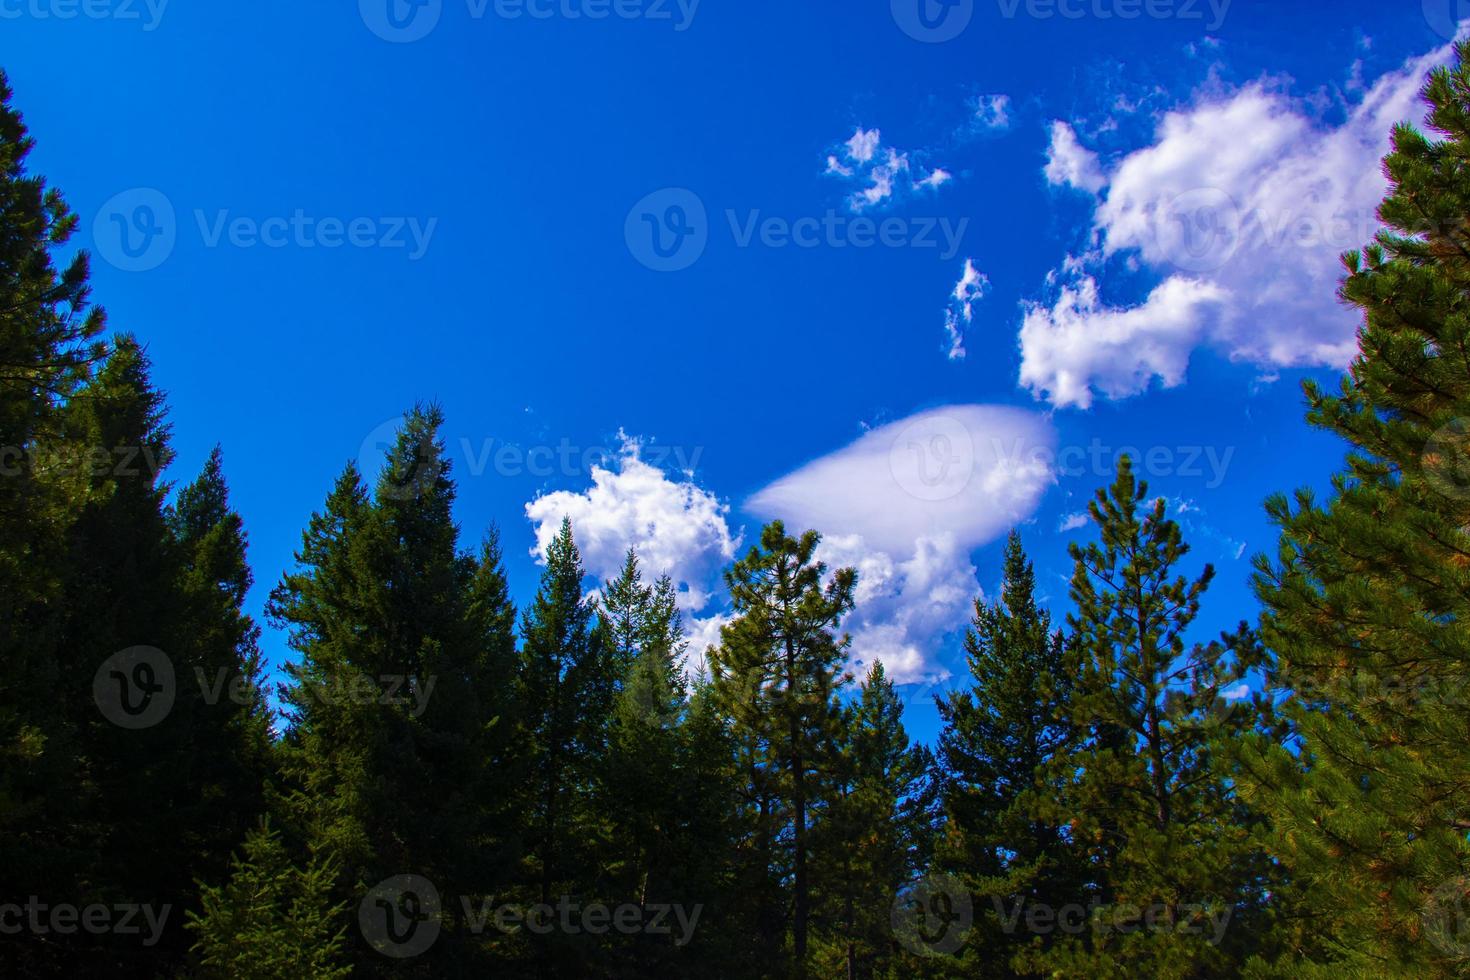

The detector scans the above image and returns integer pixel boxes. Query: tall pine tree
[709,521,857,977]
[1238,41,1470,978]
[1029,459,1267,978]
[934,530,1081,977]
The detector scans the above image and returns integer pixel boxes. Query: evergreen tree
[1028,459,1266,979]
[933,530,1081,977]
[709,520,857,977]
[597,550,701,975]
[0,70,109,903]
[514,516,617,975]
[816,661,936,979]
[270,406,512,974]
[186,819,351,979]
[1237,42,1470,978]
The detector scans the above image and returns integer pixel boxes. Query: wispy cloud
[825,126,954,212]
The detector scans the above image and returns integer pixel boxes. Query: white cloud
[973,93,1011,131]
[525,435,739,612]
[942,258,989,360]
[1019,274,1227,408]
[1058,511,1090,532]
[749,405,1055,683]
[826,127,953,212]
[915,167,953,191]
[1025,39,1455,409]
[846,127,881,164]
[1043,121,1105,194]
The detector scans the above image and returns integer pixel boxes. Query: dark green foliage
[512,516,618,974]
[268,406,517,974]
[934,530,1082,977]
[815,661,937,979]
[1026,459,1269,979]
[708,521,857,977]
[1236,41,1470,979]
[186,819,351,979]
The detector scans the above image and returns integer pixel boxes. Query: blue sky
[3,1,1459,741]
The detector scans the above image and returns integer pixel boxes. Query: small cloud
[915,167,953,191]
[825,126,951,212]
[942,258,989,360]
[1222,682,1250,700]
[846,127,881,164]
[973,93,1011,130]
[1043,121,1105,194]
[1058,511,1089,532]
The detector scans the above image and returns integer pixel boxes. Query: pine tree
[271,406,512,974]
[167,447,277,887]
[597,549,700,974]
[933,530,1081,977]
[709,521,857,977]
[515,516,617,974]
[0,71,109,902]
[816,661,936,979]
[1236,42,1470,978]
[1027,459,1266,979]
[186,818,352,979]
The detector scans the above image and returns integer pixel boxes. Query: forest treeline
[7,42,1470,980]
